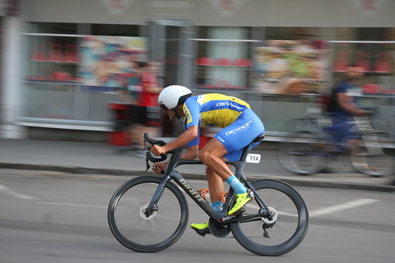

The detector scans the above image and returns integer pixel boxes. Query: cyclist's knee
[198,150,212,163]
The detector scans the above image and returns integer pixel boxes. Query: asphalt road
[0,169,394,263]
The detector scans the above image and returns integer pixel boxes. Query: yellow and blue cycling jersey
[183,93,251,129]
[183,93,265,161]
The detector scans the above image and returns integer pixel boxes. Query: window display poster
[253,40,331,95]
[79,36,147,88]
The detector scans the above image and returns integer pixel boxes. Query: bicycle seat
[252,134,265,144]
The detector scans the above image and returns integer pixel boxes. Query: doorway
[148,19,194,136]
[149,19,194,88]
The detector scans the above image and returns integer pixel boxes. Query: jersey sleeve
[183,98,200,129]
[183,118,200,148]
[186,136,199,148]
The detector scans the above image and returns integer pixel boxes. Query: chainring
[208,219,230,238]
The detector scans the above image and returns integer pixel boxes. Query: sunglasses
[159,104,170,113]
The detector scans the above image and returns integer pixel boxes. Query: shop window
[265,27,322,41]
[27,35,80,83]
[253,39,331,95]
[195,27,255,90]
[23,22,145,124]
[25,23,79,83]
[356,28,385,41]
[26,22,77,34]
[331,26,395,95]
[91,24,140,36]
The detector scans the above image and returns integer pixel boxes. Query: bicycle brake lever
[145,152,167,173]
[143,133,166,146]
[145,155,150,172]
[146,151,167,163]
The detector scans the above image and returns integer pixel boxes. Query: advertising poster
[253,40,331,95]
[79,36,147,88]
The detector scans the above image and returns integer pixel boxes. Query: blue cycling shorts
[214,109,265,161]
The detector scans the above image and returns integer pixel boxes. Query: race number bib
[246,153,261,163]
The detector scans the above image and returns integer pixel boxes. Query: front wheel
[107,176,189,252]
[229,179,309,256]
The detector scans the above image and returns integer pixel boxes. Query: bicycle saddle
[252,134,265,143]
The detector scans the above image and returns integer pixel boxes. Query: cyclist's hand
[357,109,371,116]
[152,162,167,175]
[151,145,166,156]
[357,107,375,116]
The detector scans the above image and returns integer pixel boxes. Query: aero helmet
[158,85,192,112]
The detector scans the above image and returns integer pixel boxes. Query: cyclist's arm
[180,145,199,160]
[152,144,198,174]
[337,92,367,116]
[142,73,162,93]
[151,126,198,156]
[145,82,162,93]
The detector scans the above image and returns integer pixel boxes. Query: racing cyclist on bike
[150,85,265,236]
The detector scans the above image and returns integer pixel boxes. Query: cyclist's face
[166,110,176,120]
[347,66,364,80]
[161,105,185,120]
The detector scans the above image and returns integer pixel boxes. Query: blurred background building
[0,0,394,143]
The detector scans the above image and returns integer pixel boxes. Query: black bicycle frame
[144,136,272,224]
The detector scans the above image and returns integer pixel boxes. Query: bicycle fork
[143,175,170,218]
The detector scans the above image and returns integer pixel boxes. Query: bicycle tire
[229,179,309,256]
[108,176,189,252]
[277,131,331,175]
[351,130,394,177]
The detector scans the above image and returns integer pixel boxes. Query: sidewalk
[0,138,394,192]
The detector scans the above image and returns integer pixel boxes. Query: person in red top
[139,62,160,108]
[117,61,162,157]
[134,62,163,156]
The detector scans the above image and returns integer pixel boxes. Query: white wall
[23,0,145,25]
[22,0,395,28]
[1,16,26,138]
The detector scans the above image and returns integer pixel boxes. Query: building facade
[1,0,394,141]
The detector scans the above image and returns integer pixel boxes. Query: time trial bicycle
[108,133,309,256]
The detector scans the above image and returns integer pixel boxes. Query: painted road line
[309,199,379,218]
[0,184,37,200]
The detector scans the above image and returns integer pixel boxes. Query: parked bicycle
[108,133,309,256]
[277,108,393,177]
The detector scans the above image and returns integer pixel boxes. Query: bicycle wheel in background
[351,128,394,177]
[229,179,309,256]
[277,131,331,175]
[108,176,189,252]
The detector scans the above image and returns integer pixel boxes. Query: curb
[1,162,395,193]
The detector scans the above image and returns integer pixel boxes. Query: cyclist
[327,65,369,150]
[150,85,265,236]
